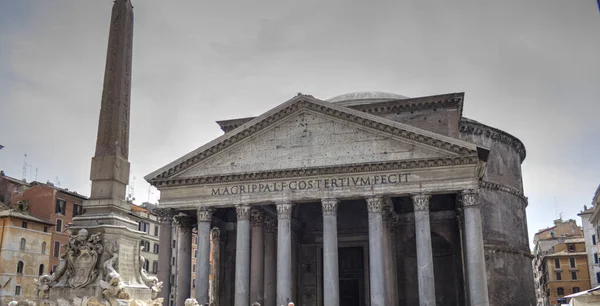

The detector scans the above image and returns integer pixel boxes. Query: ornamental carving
[264,218,276,233]
[381,198,395,222]
[366,196,383,213]
[197,207,215,222]
[321,198,339,216]
[462,189,480,208]
[211,227,221,240]
[481,180,528,204]
[173,215,196,228]
[153,208,176,223]
[149,97,478,183]
[236,205,251,221]
[65,229,103,289]
[140,247,163,300]
[276,203,293,219]
[412,193,431,212]
[250,209,265,227]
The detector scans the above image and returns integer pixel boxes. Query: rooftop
[0,209,55,225]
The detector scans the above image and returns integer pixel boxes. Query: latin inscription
[119,243,135,280]
[211,173,410,196]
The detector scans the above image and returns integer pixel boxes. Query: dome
[327,91,408,105]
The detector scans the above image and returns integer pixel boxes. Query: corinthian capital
[173,215,195,229]
[411,193,431,212]
[153,208,176,223]
[250,209,265,227]
[196,207,214,222]
[236,205,251,221]
[365,196,383,213]
[321,198,339,216]
[461,189,480,208]
[276,202,293,219]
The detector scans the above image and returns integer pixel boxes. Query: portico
[147,94,492,306]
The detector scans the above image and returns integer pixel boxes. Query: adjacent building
[129,203,160,276]
[533,219,588,306]
[578,205,600,288]
[0,206,53,305]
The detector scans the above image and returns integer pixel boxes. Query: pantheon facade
[146,92,535,306]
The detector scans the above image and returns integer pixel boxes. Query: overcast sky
[1,0,599,245]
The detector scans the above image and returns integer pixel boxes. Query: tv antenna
[22,154,28,181]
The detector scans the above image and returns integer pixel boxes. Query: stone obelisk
[48,0,153,302]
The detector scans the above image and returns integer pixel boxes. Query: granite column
[462,189,490,306]
[235,205,251,306]
[366,196,385,306]
[412,193,436,306]
[174,215,195,306]
[382,198,398,306]
[322,198,340,306]
[155,208,175,305]
[276,202,293,306]
[263,218,277,306]
[250,209,265,305]
[195,207,214,304]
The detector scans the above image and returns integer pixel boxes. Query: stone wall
[459,118,536,306]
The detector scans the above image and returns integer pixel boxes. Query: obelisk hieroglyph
[85,0,135,224]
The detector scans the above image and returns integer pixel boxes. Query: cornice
[480,180,528,205]
[151,155,479,188]
[484,244,533,259]
[459,118,526,162]
[146,96,479,184]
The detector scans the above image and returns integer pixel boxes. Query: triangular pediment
[145,95,481,185]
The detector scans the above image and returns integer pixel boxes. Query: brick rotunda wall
[459,118,536,306]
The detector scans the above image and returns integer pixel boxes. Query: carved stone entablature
[276,202,293,219]
[481,180,528,205]
[153,208,176,223]
[264,218,276,233]
[173,215,196,229]
[396,210,457,224]
[250,209,265,227]
[236,205,251,221]
[412,193,431,212]
[147,96,479,184]
[366,196,383,213]
[152,156,479,188]
[460,118,526,162]
[461,189,480,208]
[196,207,215,222]
[321,198,339,216]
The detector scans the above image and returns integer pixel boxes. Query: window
[152,261,158,274]
[22,221,27,228]
[172,257,175,265]
[15,285,21,296]
[551,231,556,238]
[193,264,196,272]
[51,265,57,274]
[43,226,48,232]
[143,259,149,271]
[16,261,24,274]
[573,287,580,293]
[56,219,63,232]
[192,279,195,288]
[42,242,46,254]
[595,253,599,264]
[39,264,44,276]
[153,243,159,254]
[572,271,578,280]
[557,287,564,296]
[194,249,197,257]
[154,226,159,237]
[570,257,576,268]
[55,199,66,215]
[597,272,600,284]
[594,235,597,245]
[554,258,560,269]
[73,204,83,217]
[20,238,26,250]
[556,272,562,280]
[53,241,61,258]
[138,221,149,233]
[568,244,576,252]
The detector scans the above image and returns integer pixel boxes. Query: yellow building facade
[544,238,591,305]
[0,208,53,305]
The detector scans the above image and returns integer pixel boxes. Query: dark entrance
[338,247,365,306]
